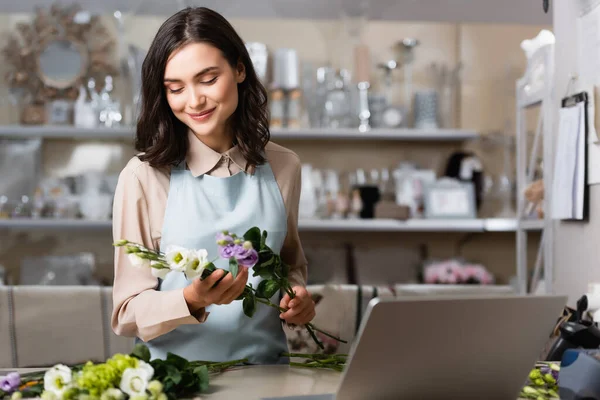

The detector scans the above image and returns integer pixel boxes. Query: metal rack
[515,38,555,294]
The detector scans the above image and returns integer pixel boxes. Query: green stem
[307,324,348,344]
[254,297,345,346]
[282,353,348,359]
[289,362,344,372]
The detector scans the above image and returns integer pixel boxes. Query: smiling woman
[134,7,269,169]
[162,43,246,152]
[111,7,314,366]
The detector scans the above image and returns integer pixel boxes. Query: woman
[111,7,315,365]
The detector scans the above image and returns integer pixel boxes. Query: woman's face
[164,42,245,142]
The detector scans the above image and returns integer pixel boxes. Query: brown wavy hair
[135,7,270,170]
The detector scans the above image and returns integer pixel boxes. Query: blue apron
[144,161,289,364]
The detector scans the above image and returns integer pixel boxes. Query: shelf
[1,0,552,25]
[0,125,478,142]
[0,219,112,230]
[0,125,134,140]
[484,218,545,232]
[299,218,487,232]
[270,128,479,141]
[0,217,541,232]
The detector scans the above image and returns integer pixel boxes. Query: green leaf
[252,265,274,279]
[256,279,280,299]
[243,227,261,250]
[166,352,189,370]
[259,253,275,268]
[131,343,151,363]
[229,258,239,279]
[165,364,182,385]
[243,291,257,317]
[194,365,210,393]
[260,230,268,249]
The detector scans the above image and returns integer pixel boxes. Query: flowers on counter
[0,344,246,400]
[519,362,560,399]
[0,344,348,400]
[114,226,346,350]
[0,373,19,394]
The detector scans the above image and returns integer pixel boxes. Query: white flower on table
[119,361,154,397]
[43,364,73,398]
[128,253,150,268]
[100,388,125,400]
[184,249,209,280]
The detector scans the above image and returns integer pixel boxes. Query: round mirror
[38,39,87,89]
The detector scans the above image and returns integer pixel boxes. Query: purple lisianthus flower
[0,372,20,392]
[237,248,259,267]
[219,243,237,259]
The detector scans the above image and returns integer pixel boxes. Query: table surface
[1,365,341,400]
[2,365,531,400]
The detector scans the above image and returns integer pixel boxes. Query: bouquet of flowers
[0,344,347,400]
[114,226,346,350]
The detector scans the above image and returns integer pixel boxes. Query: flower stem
[306,324,348,344]
[282,353,348,359]
[253,297,345,345]
[289,362,344,372]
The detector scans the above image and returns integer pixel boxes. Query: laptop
[264,294,566,400]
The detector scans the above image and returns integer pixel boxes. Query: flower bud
[11,392,22,400]
[114,240,129,246]
[217,240,229,246]
[147,381,163,396]
[125,246,139,254]
[243,241,253,250]
[234,239,242,245]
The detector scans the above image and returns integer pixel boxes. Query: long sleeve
[275,152,308,289]
[111,159,207,342]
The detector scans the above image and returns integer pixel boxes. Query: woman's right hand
[183,266,249,313]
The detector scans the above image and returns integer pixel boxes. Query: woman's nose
[188,87,206,109]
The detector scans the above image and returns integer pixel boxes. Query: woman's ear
[236,60,246,83]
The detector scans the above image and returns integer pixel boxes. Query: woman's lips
[187,107,216,121]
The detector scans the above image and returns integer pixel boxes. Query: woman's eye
[201,76,218,85]
[168,87,184,94]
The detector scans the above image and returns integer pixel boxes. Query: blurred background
[0,0,553,292]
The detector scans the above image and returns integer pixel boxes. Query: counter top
[1,365,341,400]
[1,365,532,399]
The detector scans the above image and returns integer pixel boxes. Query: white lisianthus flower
[40,392,57,400]
[165,245,191,272]
[137,360,154,379]
[119,362,153,397]
[100,388,125,400]
[43,364,73,398]
[184,249,209,280]
[150,261,170,279]
[128,253,150,268]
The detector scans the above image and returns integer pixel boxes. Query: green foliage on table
[519,362,560,400]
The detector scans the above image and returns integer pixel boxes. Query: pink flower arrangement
[423,260,494,285]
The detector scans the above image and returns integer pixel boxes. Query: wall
[0,10,549,287]
[552,0,600,304]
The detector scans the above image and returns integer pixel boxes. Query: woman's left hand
[279,286,316,325]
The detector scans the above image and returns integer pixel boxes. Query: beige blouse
[111,131,308,342]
